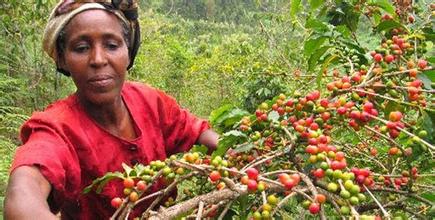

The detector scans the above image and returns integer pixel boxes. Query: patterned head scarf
[42,0,140,75]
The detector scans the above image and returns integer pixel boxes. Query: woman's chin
[79,90,121,107]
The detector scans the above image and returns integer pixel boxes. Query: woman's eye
[106,43,119,50]
[73,44,89,53]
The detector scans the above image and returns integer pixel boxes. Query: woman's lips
[88,75,114,88]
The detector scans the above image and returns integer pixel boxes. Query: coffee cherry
[315,194,326,204]
[374,53,383,62]
[247,179,258,191]
[257,181,266,192]
[309,203,321,214]
[241,175,250,185]
[261,210,271,219]
[111,197,123,208]
[136,180,147,191]
[408,15,415,23]
[129,191,139,202]
[417,59,427,69]
[389,147,399,155]
[340,206,350,215]
[267,194,279,206]
[123,178,135,189]
[349,196,359,205]
[246,168,259,180]
[370,148,378,156]
[327,182,339,192]
[384,54,394,63]
[209,171,221,182]
[252,211,262,220]
[389,111,402,122]
[313,168,325,179]
[340,190,351,199]
[283,178,296,190]
[216,182,226,190]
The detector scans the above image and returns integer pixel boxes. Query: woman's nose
[89,45,108,67]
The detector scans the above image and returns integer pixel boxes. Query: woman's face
[59,10,129,105]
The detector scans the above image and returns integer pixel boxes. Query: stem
[370,187,433,204]
[217,201,233,220]
[363,185,390,218]
[272,191,297,216]
[241,150,286,172]
[368,114,435,151]
[351,88,435,112]
[196,201,204,220]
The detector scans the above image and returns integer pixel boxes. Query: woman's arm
[196,129,219,154]
[4,166,58,220]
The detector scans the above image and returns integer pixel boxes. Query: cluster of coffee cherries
[251,194,280,219]
[381,166,419,191]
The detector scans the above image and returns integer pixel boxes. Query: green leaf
[308,46,330,72]
[305,18,330,32]
[212,130,247,157]
[418,73,433,89]
[423,70,435,82]
[309,0,324,11]
[191,145,208,154]
[209,105,249,132]
[290,0,301,20]
[223,109,250,127]
[233,142,255,153]
[82,171,124,194]
[238,195,249,218]
[376,20,404,33]
[422,27,435,42]
[316,54,338,90]
[122,163,133,176]
[209,104,234,126]
[134,164,146,176]
[420,111,434,142]
[372,0,395,15]
[421,193,435,202]
[336,25,352,38]
[304,36,327,58]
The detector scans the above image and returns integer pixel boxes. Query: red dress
[11,81,210,219]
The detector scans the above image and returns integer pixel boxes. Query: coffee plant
[85,1,434,219]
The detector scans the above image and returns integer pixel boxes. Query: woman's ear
[56,55,71,76]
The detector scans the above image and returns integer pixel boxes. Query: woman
[4,1,219,219]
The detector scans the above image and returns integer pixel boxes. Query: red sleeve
[157,90,210,155]
[11,119,81,210]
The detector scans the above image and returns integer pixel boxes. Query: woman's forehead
[64,10,125,39]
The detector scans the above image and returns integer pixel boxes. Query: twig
[141,172,194,218]
[261,191,267,205]
[241,150,286,172]
[346,57,355,75]
[368,114,435,151]
[370,187,433,204]
[217,201,233,220]
[351,88,435,112]
[357,63,376,86]
[272,192,296,215]
[363,185,391,218]
[196,201,204,220]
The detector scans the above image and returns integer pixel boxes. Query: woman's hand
[4,166,58,220]
[196,129,219,154]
